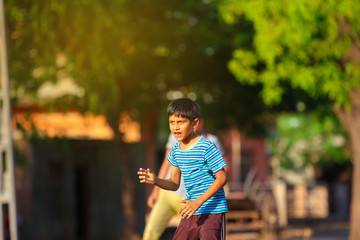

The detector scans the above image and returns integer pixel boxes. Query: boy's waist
[192,206,228,215]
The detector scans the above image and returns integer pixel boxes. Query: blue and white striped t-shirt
[167,135,228,215]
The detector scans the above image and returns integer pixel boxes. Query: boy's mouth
[173,132,182,138]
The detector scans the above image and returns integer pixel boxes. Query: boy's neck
[179,132,200,150]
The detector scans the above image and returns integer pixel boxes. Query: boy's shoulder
[197,135,214,148]
[171,136,213,153]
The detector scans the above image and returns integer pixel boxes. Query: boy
[143,116,228,240]
[138,98,228,239]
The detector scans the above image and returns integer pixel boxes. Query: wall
[15,139,146,240]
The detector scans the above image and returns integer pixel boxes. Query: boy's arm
[179,168,227,219]
[147,148,172,207]
[138,165,181,191]
[222,155,230,174]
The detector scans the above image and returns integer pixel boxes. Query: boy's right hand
[137,168,157,185]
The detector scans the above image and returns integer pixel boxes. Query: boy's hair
[167,98,200,122]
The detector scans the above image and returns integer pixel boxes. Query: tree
[218,0,360,238]
[5,0,266,238]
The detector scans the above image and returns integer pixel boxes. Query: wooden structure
[226,170,278,240]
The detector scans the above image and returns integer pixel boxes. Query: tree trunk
[349,135,360,240]
[334,90,360,240]
[107,115,140,240]
[141,110,160,198]
[108,110,160,240]
[118,138,140,240]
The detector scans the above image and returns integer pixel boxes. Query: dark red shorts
[173,213,226,240]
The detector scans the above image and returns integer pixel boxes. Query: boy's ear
[192,118,200,129]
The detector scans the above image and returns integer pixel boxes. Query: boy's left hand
[137,168,156,185]
[179,199,201,219]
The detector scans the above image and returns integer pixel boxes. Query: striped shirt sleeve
[205,142,227,173]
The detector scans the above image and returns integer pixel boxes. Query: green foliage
[218,0,360,108]
[268,113,351,184]
[5,0,267,132]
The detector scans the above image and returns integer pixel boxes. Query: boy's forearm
[155,177,179,191]
[138,165,180,192]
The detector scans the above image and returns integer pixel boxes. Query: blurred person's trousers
[142,189,184,240]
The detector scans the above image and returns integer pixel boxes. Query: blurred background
[1,0,360,239]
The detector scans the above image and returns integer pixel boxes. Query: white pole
[0,0,19,239]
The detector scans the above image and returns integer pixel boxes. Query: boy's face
[169,114,199,142]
